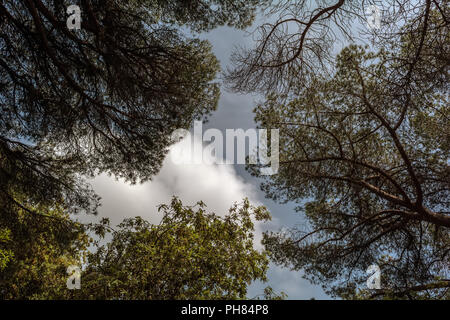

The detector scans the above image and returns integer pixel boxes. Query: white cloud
[75,132,329,298]
[81,136,278,249]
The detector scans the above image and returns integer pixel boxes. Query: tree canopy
[1,197,278,300]
[1,0,448,301]
[226,0,449,94]
[227,1,450,299]
[80,198,272,300]
[0,0,265,217]
[0,197,89,299]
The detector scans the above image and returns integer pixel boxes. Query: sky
[85,22,330,299]
[82,5,374,300]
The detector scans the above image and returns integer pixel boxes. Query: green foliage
[80,197,272,300]
[0,196,90,299]
[258,286,287,300]
[1,196,276,300]
[0,228,13,271]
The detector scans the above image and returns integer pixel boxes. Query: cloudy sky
[81,8,370,300]
[89,137,327,299]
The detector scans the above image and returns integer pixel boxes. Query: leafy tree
[227,1,450,299]
[0,228,14,271]
[0,196,89,299]
[1,196,280,300]
[79,198,273,300]
[0,0,266,216]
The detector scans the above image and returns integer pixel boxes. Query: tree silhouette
[228,1,450,299]
[0,0,265,215]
